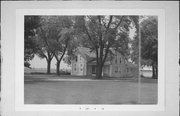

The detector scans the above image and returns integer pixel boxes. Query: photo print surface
[24,15,158,105]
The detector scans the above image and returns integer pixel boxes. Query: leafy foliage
[141,16,158,78]
[36,16,76,75]
[74,16,136,78]
[141,16,158,64]
[131,16,158,78]
[24,16,41,67]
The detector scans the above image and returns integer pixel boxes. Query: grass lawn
[24,74,157,104]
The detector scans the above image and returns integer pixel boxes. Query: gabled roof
[77,47,117,64]
[77,47,96,61]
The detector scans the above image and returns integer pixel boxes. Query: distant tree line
[24,15,158,78]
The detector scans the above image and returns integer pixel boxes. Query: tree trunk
[55,54,64,76]
[152,65,157,79]
[152,65,155,78]
[96,63,103,79]
[98,65,103,79]
[156,66,158,78]
[47,60,51,74]
[155,66,158,79]
[56,61,60,75]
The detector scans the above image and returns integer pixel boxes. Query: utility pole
[138,16,141,104]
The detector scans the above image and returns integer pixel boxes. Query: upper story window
[119,57,121,63]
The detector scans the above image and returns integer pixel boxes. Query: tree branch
[84,25,97,48]
[106,16,113,32]
[95,47,99,65]
[102,43,110,64]
[43,53,48,61]
[114,16,124,31]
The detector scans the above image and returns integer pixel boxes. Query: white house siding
[110,53,126,78]
[71,47,138,78]
[102,65,110,76]
[78,55,84,75]
[71,62,77,75]
[71,54,87,76]
[109,65,113,77]
[83,61,87,75]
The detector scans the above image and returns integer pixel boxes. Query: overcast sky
[30,55,71,69]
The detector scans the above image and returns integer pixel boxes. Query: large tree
[37,16,75,75]
[42,16,74,75]
[24,16,41,68]
[141,16,158,78]
[53,17,74,75]
[36,16,56,74]
[131,16,158,78]
[74,16,135,79]
[129,16,140,64]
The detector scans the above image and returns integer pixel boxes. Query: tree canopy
[35,16,76,74]
[131,16,158,78]
[24,16,41,68]
[74,16,137,78]
[141,16,158,78]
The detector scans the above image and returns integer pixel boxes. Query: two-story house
[71,47,138,78]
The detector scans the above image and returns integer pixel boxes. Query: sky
[30,55,71,70]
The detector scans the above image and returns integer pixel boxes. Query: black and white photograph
[1,1,179,116]
[24,15,158,104]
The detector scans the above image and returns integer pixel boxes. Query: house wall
[102,65,110,76]
[71,50,138,78]
[71,54,87,76]
[124,66,133,77]
[110,52,126,77]
[110,52,138,78]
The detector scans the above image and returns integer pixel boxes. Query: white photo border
[15,9,165,111]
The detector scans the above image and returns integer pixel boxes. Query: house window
[119,58,121,63]
[81,68,83,71]
[74,68,76,71]
[127,68,129,73]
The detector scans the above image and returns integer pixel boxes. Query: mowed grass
[24,75,157,104]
